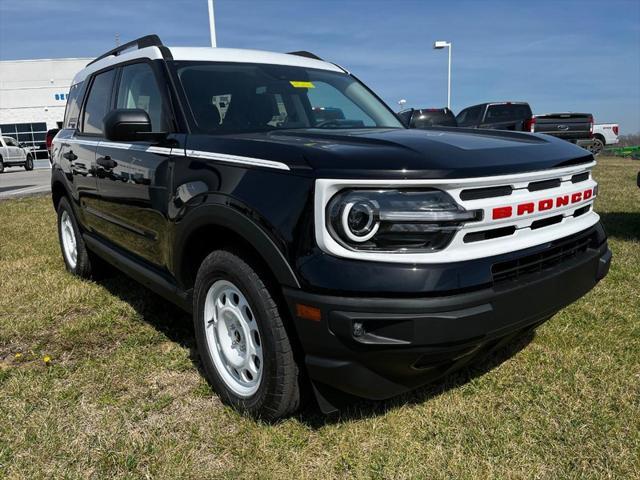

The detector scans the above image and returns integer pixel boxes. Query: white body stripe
[314,162,600,264]
[52,138,289,170]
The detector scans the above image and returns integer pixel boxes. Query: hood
[187,127,594,179]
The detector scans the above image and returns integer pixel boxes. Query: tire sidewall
[25,155,33,170]
[0,159,4,173]
[194,252,280,413]
[56,197,88,276]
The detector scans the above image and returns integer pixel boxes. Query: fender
[172,201,301,290]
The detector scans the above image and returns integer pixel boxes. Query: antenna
[115,32,120,47]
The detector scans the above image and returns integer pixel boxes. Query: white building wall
[0,57,91,130]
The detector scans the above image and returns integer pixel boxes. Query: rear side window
[116,62,169,131]
[82,69,116,134]
[456,106,482,126]
[63,82,84,129]
[484,104,531,123]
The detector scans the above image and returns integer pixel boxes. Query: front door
[91,61,178,269]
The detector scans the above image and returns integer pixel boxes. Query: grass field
[1,157,639,479]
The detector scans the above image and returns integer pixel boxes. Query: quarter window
[116,62,168,131]
[64,82,84,129]
[82,69,116,134]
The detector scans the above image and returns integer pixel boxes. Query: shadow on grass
[97,270,536,427]
[599,212,640,241]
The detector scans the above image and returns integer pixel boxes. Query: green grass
[1,157,639,479]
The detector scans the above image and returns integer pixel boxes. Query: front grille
[491,230,596,284]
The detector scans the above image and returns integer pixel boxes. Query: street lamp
[433,40,452,109]
[208,0,217,47]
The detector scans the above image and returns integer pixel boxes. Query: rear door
[63,69,116,229]
[92,60,179,269]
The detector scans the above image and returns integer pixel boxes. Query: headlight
[327,189,481,252]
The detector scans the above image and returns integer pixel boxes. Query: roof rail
[287,50,324,61]
[87,34,164,66]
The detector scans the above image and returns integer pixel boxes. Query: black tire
[193,250,300,420]
[24,154,34,171]
[590,137,605,156]
[0,157,4,173]
[56,197,95,278]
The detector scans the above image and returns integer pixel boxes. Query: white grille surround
[314,161,599,264]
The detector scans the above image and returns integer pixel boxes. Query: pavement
[0,160,52,200]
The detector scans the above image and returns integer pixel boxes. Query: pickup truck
[0,136,35,173]
[531,113,594,148]
[591,123,619,155]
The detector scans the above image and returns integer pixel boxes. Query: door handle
[63,151,78,161]
[96,156,117,169]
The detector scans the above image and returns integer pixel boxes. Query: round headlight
[341,199,379,242]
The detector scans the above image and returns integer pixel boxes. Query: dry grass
[1,157,639,479]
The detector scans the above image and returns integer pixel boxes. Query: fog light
[353,321,365,337]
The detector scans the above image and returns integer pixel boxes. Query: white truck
[592,123,619,155]
[0,136,34,173]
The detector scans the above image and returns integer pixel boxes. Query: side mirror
[397,109,414,128]
[104,108,153,141]
[19,142,26,148]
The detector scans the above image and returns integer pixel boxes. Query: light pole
[208,0,217,47]
[433,40,452,109]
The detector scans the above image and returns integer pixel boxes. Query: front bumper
[284,231,611,411]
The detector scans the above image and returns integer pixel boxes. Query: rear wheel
[56,197,95,278]
[590,138,604,156]
[193,250,300,420]
[24,154,34,171]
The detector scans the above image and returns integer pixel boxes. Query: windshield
[172,61,403,133]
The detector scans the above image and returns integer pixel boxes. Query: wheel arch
[174,204,301,293]
[593,133,606,145]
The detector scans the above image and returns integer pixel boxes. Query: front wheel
[24,154,33,171]
[0,157,4,173]
[193,250,300,420]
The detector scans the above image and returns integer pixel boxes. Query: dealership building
[0,57,90,157]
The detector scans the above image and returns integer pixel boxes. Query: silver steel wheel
[203,279,263,397]
[60,210,78,269]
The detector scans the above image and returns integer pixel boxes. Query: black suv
[51,36,611,419]
[456,102,534,131]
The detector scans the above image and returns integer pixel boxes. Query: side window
[63,82,84,129]
[82,69,116,134]
[4,137,16,146]
[458,106,482,126]
[116,62,168,131]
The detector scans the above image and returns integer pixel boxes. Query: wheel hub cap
[60,211,77,269]
[203,280,263,397]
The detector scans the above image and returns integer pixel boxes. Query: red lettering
[556,195,569,207]
[571,192,582,203]
[539,199,553,211]
[583,189,593,200]
[492,206,512,220]
[517,203,535,216]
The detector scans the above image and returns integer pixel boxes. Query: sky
[1,0,639,133]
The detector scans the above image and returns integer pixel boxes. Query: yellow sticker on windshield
[290,81,315,88]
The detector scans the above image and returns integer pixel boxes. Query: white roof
[72,45,343,85]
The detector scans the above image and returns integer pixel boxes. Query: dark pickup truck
[532,113,594,147]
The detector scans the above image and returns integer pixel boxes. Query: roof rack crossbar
[87,34,164,66]
[287,50,323,61]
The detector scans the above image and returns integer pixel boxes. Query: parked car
[0,136,34,173]
[398,108,458,128]
[591,123,619,155]
[531,113,594,148]
[51,35,611,419]
[456,102,533,131]
[46,127,61,161]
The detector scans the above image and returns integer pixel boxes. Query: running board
[83,233,192,312]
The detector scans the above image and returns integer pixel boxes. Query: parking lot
[0,160,51,199]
